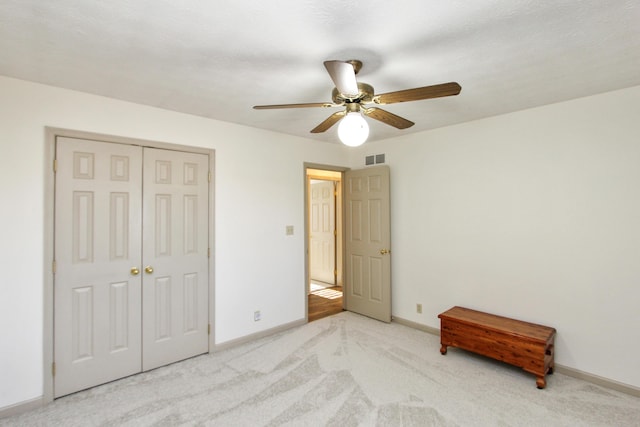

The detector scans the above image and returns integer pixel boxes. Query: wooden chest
[438,306,556,388]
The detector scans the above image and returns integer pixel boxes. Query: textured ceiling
[1,1,639,144]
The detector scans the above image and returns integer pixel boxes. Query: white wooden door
[54,137,143,397]
[345,165,391,322]
[309,180,336,285]
[141,148,209,370]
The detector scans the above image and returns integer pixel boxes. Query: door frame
[43,127,216,403]
[303,163,348,321]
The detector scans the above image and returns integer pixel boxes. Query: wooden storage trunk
[438,306,556,388]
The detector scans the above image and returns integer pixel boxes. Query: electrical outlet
[416,304,422,314]
[254,310,261,321]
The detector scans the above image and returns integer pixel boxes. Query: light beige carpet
[2,311,639,426]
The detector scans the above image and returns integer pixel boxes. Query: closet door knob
[130,267,140,276]
[144,266,154,274]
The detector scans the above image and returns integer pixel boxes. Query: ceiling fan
[253,60,461,146]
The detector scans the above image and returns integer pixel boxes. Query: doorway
[305,166,344,321]
[304,164,392,323]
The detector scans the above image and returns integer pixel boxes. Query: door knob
[380,249,391,255]
[130,267,140,276]
[144,266,154,274]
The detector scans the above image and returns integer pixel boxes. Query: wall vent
[365,154,386,165]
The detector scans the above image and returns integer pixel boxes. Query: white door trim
[43,127,216,403]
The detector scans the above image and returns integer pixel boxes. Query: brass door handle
[380,249,391,255]
[130,267,140,276]
[144,266,154,274]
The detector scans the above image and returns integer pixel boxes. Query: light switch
[286,225,294,235]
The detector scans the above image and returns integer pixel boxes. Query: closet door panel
[54,137,142,397]
[142,148,209,370]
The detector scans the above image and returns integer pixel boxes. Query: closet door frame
[43,127,216,403]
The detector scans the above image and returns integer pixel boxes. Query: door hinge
[208,324,211,335]
[334,229,337,236]
[52,260,56,274]
[52,362,56,377]
[53,159,58,173]
[208,171,211,183]
[208,248,211,258]
[334,269,338,276]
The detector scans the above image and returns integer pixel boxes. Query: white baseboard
[213,318,307,352]
[553,364,640,397]
[392,315,640,398]
[0,396,43,420]
[392,315,440,336]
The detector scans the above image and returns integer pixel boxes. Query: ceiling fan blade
[363,107,414,129]
[374,82,461,105]
[311,111,346,133]
[253,102,337,110]
[324,60,359,97]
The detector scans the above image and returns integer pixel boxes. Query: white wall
[352,85,640,389]
[2,74,639,411]
[0,76,348,409]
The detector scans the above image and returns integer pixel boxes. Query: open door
[344,165,391,322]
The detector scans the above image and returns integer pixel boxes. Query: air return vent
[365,154,386,165]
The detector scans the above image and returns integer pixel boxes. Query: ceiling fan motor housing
[332,82,374,104]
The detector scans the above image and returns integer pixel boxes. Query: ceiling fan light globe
[338,112,369,147]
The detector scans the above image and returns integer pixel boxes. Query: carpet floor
[2,311,639,426]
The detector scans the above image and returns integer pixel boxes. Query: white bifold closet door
[54,137,209,398]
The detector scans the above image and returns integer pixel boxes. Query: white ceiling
[1,1,639,144]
